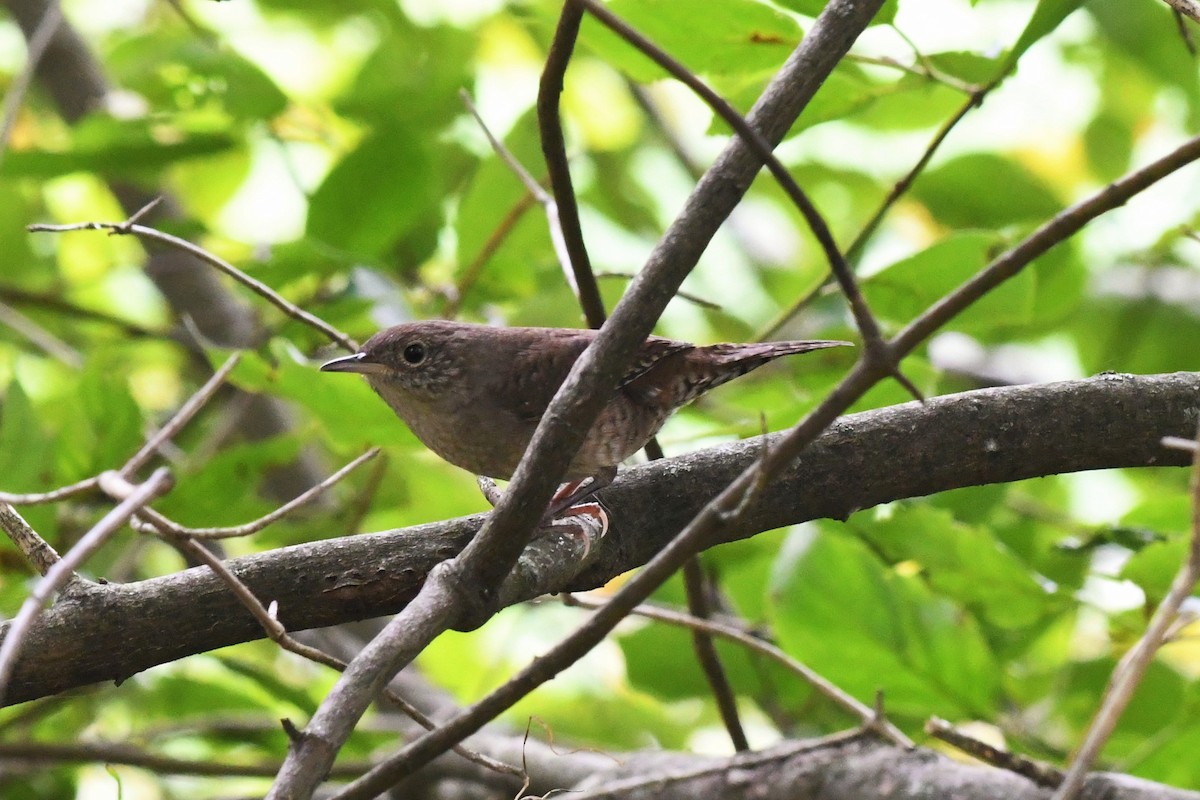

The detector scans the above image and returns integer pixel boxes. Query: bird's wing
[617,336,694,389]
[500,331,693,423]
[504,328,594,424]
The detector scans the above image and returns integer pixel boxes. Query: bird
[320,320,850,501]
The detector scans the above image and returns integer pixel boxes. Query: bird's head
[319,321,467,401]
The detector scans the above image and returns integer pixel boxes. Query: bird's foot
[476,468,616,524]
[543,466,617,521]
[475,474,610,558]
[542,500,609,561]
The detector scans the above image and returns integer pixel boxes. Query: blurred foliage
[0,0,1199,796]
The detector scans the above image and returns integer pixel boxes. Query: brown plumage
[320,320,849,482]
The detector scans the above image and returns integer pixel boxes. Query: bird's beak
[319,352,389,375]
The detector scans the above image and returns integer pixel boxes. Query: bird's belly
[565,398,661,480]
[402,404,532,480]
[403,396,658,482]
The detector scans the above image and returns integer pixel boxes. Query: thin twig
[892,134,1200,353]
[0,468,173,705]
[680,560,749,751]
[27,219,358,352]
[566,593,913,748]
[1050,423,1200,800]
[847,53,977,94]
[129,448,380,540]
[536,2,607,328]
[925,717,1062,788]
[121,351,242,477]
[0,476,99,506]
[574,0,904,392]
[0,301,82,367]
[459,90,580,314]
[151,526,522,780]
[0,0,61,171]
[442,191,540,319]
[758,77,995,340]
[0,286,164,340]
[0,504,60,575]
[595,272,720,310]
[1162,0,1200,24]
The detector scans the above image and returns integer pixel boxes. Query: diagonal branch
[266,2,888,795]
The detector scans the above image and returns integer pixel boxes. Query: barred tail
[668,339,852,407]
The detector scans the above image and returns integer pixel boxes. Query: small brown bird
[321,320,849,493]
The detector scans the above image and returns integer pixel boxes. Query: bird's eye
[402,342,426,364]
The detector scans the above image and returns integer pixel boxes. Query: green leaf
[339,21,476,127]
[862,232,1036,336]
[770,526,1000,718]
[913,153,1063,229]
[0,114,238,179]
[1089,0,1200,115]
[107,31,288,121]
[1120,535,1188,607]
[848,504,1058,629]
[1005,0,1088,70]
[221,341,416,449]
[306,123,444,259]
[56,357,144,481]
[0,379,54,493]
[580,0,801,83]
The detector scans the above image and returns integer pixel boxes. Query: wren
[320,320,849,494]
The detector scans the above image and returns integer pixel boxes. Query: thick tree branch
[566,735,1200,800]
[0,372,1193,706]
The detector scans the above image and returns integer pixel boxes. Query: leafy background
[1,0,1199,796]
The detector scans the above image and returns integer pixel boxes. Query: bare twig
[1051,423,1200,800]
[459,90,580,315]
[121,351,242,478]
[892,135,1200,353]
[0,301,82,367]
[0,0,61,171]
[567,592,913,748]
[0,468,173,705]
[595,272,720,310]
[1162,0,1200,24]
[130,448,379,540]
[847,52,977,94]
[926,716,1062,788]
[0,287,164,340]
[442,191,539,319]
[536,2,607,328]
[0,503,60,575]
[0,476,99,506]
[758,76,995,340]
[680,559,749,752]
[1163,435,1198,452]
[27,220,358,352]
[151,526,521,780]
[0,739,374,779]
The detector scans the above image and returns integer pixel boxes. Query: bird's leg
[478,469,614,522]
[476,474,609,558]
